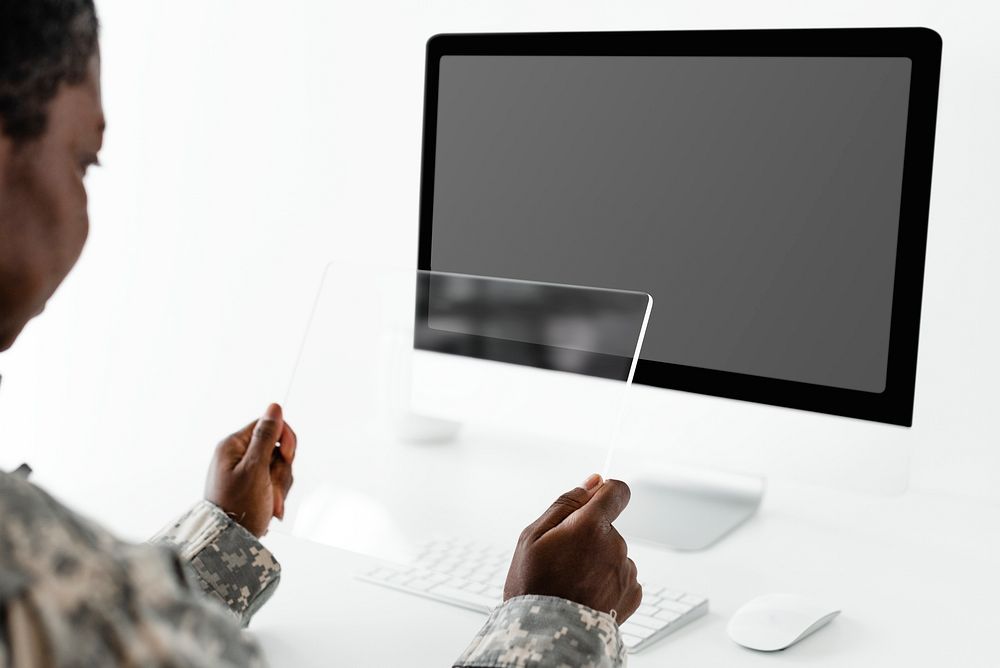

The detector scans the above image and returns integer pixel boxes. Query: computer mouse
[727,593,840,651]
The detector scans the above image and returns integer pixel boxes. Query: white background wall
[0,0,996,540]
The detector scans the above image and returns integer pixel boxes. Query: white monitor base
[392,412,462,444]
[617,469,765,551]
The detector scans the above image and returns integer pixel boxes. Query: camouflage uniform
[0,469,276,667]
[454,595,627,667]
[0,469,626,667]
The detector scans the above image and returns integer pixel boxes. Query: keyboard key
[407,578,436,592]
[621,634,644,649]
[654,608,682,623]
[621,621,658,639]
[386,571,414,585]
[626,613,663,631]
[658,599,693,615]
[642,595,662,608]
[636,603,659,617]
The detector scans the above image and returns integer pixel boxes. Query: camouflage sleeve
[1,472,269,666]
[151,500,280,627]
[454,595,626,668]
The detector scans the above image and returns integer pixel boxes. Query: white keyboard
[357,537,708,653]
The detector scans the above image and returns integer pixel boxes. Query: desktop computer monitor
[413,28,942,548]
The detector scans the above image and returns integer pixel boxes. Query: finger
[618,581,643,623]
[245,403,284,470]
[625,557,638,583]
[278,421,297,463]
[270,456,294,519]
[578,479,631,525]
[607,525,628,559]
[526,474,604,539]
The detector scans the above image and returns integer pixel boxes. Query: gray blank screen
[430,56,912,392]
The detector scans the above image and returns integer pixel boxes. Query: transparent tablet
[279,264,651,562]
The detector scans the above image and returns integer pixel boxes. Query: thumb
[526,473,604,540]
[577,478,631,525]
[245,403,284,470]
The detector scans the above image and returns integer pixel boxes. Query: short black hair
[0,0,99,142]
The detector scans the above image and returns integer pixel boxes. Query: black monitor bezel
[415,28,941,427]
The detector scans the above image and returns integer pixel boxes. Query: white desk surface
[253,476,1000,667]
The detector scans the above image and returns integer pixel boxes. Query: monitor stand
[393,412,462,444]
[616,467,765,551]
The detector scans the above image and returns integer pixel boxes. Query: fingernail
[582,473,602,490]
[262,403,282,421]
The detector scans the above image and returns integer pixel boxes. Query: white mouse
[727,593,840,651]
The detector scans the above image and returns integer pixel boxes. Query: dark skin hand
[505,474,642,622]
[205,403,297,538]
